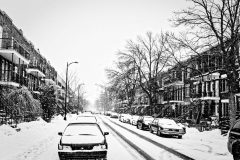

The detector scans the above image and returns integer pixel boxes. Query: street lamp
[64,61,78,120]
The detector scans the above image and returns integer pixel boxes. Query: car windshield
[159,119,176,125]
[63,123,102,136]
[144,117,153,121]
[76,116,97,123]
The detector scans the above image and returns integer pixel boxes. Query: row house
[0,10,65,105]
[55,73,65,114]
[161,48,240,121]
[0,11,30,88]
[27,48,47,95]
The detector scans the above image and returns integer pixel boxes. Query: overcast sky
[0,0,190,105]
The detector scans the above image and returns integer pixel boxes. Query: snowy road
[0,115,145,160]
[0,114,233,160]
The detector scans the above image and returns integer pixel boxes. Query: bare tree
[118,32,171,113]
[106,59,138,109]
[172,0,240,126]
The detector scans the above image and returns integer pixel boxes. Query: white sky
[0,0,190,105]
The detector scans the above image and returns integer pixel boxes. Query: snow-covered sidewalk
[0,114,74,160]
[104,116,233,160]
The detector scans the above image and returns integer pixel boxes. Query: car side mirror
[104,132,109,135]
[58,132,63,136]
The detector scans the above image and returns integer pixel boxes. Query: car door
[152,119,158,132]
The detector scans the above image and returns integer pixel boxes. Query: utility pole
[64,61,78,121]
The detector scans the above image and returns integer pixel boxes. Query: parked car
[110,112,118,118]
[228,119,240,160]
[130,115,140,126]
[119,114,131,123]
[58,122,109,160]
[149,118,186,139]
[136,116,154,130]
[75,115,98,123]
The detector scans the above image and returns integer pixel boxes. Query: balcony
[0,38,30,64]
[200,91,220,101]
[0,73,28,87]
[26,64,46,78]
[220,91,229,99]
[191,92,201,98]
[163,77,183,86]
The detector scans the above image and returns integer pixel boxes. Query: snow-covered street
[0,114,234,160]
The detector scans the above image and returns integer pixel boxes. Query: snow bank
[0,124,16,136]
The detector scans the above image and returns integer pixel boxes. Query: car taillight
[93,144,107,149]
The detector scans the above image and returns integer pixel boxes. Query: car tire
[157,130,161,136]
[233,143,240,160]
[177,135,182,139]
[150,127,153,133]
[138,123,142,130]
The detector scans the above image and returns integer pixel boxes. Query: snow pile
[52,114,63,121]
[0,116,67,160]
[17,120,47,132]
[0,124,16,136]
[185,128,227,145]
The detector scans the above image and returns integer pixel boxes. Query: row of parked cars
[113,113,240,159]
[117,113,186,139]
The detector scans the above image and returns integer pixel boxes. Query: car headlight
[93,144,107,150]
[58,144,72,150]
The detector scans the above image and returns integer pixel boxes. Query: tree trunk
[229,92,236,127]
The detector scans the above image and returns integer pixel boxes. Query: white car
[58,122,109,160]
[149,118,186,139]
[130,115,140,125]
[119,114,131,123]
[75,115,98,123]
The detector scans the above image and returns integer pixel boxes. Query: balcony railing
[191,92,202,98]
[220,92,229,99]
[0,73,28,87]
[28,63,46,75]
[0,38,30,61]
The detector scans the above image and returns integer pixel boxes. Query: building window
[220,79,228,92]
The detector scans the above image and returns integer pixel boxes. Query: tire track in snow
[105,116,195,160]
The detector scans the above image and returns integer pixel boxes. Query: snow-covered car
[130,115,140,125]
[110,112,118,118]
[58,122,109,160]
[227,119,240,160]
[149,118,186,139]
[119,114,131,123]
[136,116,154,130]
[75,115,98,123]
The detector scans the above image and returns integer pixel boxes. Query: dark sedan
[228,119,240,160]
[58,122,109,160]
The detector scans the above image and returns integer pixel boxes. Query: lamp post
[64,61,78,120]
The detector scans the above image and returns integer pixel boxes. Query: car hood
[160,124,183,130]
[61,135,105,145]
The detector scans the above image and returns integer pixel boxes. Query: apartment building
[161,49,240,121]
[0,10,65,106]
[0,10,30,88]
